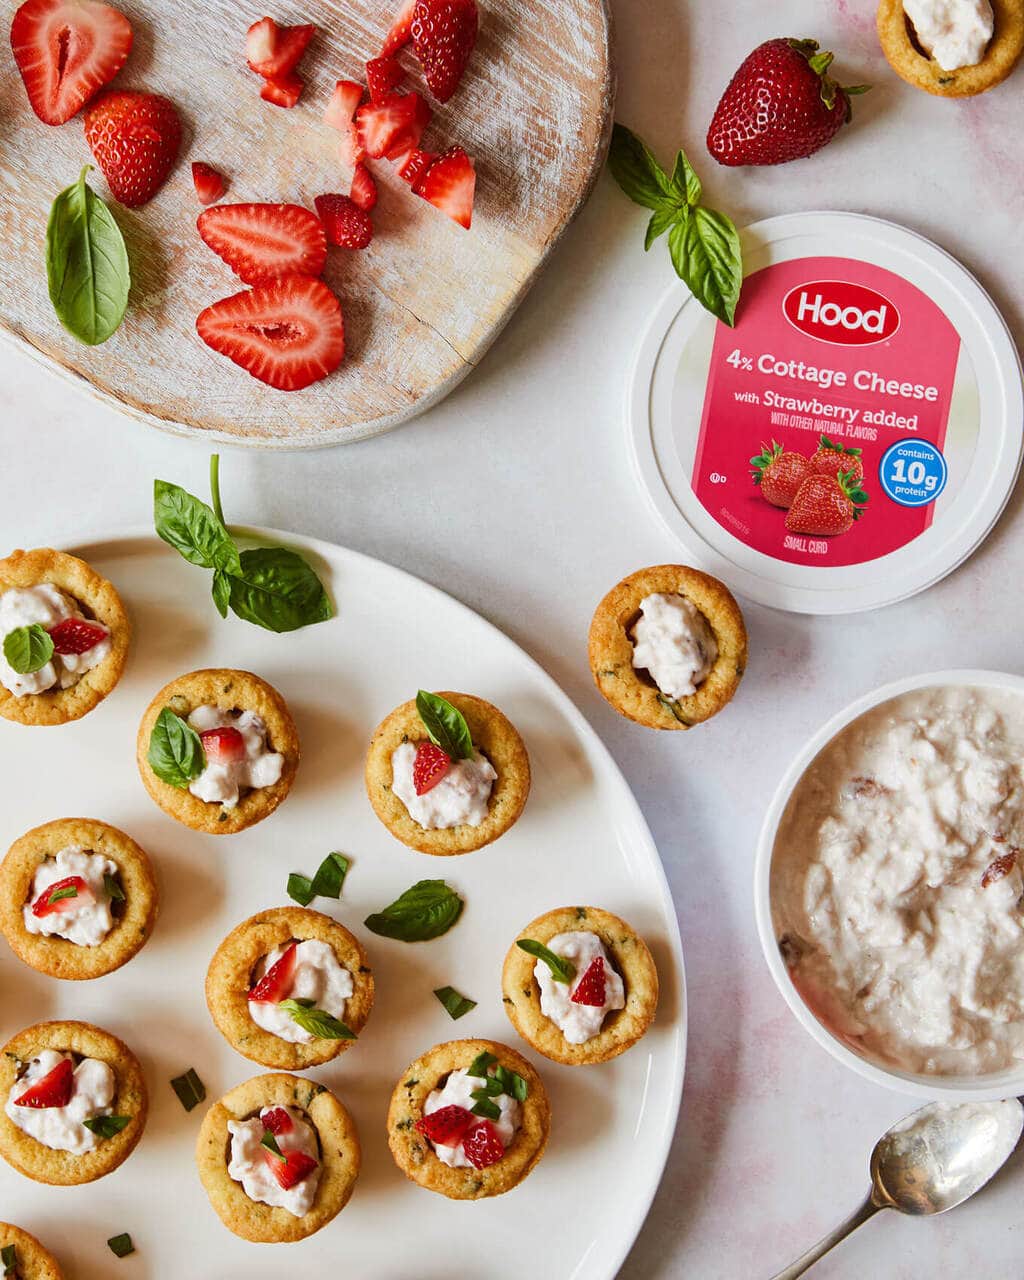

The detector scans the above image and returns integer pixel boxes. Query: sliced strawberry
[199,725,246,764]
[263,1147,318,1189]
[324,79,363,130]
[412,741,450,794]
[248,941,297,1002]
[339,124,367,167]
[10,0,133,126]
[246,17,315,79]
[197,202,327,285]
[47,617,107,655]
[411,0,478,103]
[261,1106,294,1135]
[192,161,227,205]
[83,89,182,207]
[415,1104,473,1146]
[196,276,345,392]
[381,0,416,55]
[366,54,404,102]
[14,1057,74,1109]
[462,1119,504,1169]
[260,71,304,108]
[314,194,373,249]
[570,957,606,1007]
[355,91,430,160]
[349,161,378,211]
[31,875,93,918]
[396,146,436,186]
[415,145,474,228]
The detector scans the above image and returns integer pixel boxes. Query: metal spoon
[771,1097,1024,1279]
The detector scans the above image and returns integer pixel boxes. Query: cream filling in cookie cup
[535,931,626,1044]
[0,585,111,697]
[5,1050,115,1154]
[187,706,284,808]
[227,1105,320,1217]
[22,845,119,947]
[423,1068,521,1168]
[390,743,497,829]
[630,593,717,700]
[903,0,994,68]
[248,941,354,1044]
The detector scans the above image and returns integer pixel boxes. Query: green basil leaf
[2,624,54,675]
[433,986,476,1020]
[170,1067,206,1112]
[668,204,743,327]
[46,166,130,346]
[363,879,464,943]
[83,1114,130,1138]
[287,872,315,906]
[2,1244,17,1275]
[106,1234,134,1259]
[260,1130,285,1160]
[147,708,206,789]
[644,204,681,251]
[472,1076,503,1097]
[608,123,677,211]
[310,851,350,899]
[104,872,126,902]
[47,884,79,905]
[499,1068,528,1102]
[153,480,240,573]
[516,938,576,984]
[227,547,333,633]
[671,148,702,206]
[467,1050,497,1078]
[211,569,231,619]
[278,999,356,1040]
[469,1093,501,1120]
[415,691,474,760]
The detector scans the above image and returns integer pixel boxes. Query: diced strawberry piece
[261,1107,294,1135]
[396,146,435,186]
[412,741,450,794]
[246,17,315,79]
[248,942,298,1002]
[570,957,606,1007]
[415,1104,473,1146]
[324,79,363,130]
[366,54,404,102]
[31,875,93,918]
[314,194,373,249]
[415,144,474,228]
[83,90,182,208]
[197,202,327,285]
[260,71,304,108]
[349,161,378,211]
[47,617,107,655]
[11,0,133,126]
[411,0,478,103]
[339,124,366,167]
[196,276,346,392]
[199,725,245,763]
[14,1057,74,1109]
[462,1119,504,1169]
[381,0,416,55]
[355,91,430,160]
[192,161,227,205]
[264,1147,318,1190]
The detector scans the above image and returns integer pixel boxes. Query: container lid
[628,211,1023,614]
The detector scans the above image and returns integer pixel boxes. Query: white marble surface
[3,0,1024,1275]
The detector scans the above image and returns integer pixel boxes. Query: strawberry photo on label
[786,471,868,537]
[83,89,182,206]
[750,441,812,509]
[809,434,865,485]
[197,203,327,285]
[410,0,478,102]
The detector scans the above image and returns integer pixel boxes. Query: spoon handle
[769,1194,882,1279]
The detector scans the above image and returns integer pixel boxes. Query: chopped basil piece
[278,998,356,1040]
[471,1076,503,1097]
[467,1050,497,1078]
[433,986,476,1020]
[516,938,576,984]
[469,1092,501,1120]
[1,1244,17,1276]
[363,879,464,942]
[415,690,474,760]
[170,1067,206,1112]
[260,1130,285,1160]
[107,1234,134,1258]
[310,851,350,899]
[83,1114,130,1138]
[104,872,126,902]
[47,883,79,905]
[493,1064,529,1102]
[286,872,314,906]
[147,707,206,789]
[3,623,54,675]
[466,1052,528,1106]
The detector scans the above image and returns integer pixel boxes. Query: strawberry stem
[210,453,225,527]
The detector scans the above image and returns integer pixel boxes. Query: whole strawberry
[707,39,868,167]
[809,434,865,485]
[411,0,478,102]
[786,470,868,537]
[84,90,182,206]
[751,441,811,508]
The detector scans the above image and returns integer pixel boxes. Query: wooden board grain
[0,0,614,447]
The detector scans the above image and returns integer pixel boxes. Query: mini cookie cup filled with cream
[877,0,1024,95]
[0,1222,64,1280]
[589,565,747,730]
[136,668,299,835]
[0,818,158,980]
[502,906,659,1065]
[0,548,129,727]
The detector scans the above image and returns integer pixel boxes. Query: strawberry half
[314,194,373,249]
[196,277,345,392]
[192,161,227,205]
[199,725,245,764]
[248,941,298,1003]
[355,91,431,160]
[381,0,416,55]
[31,875,93,918]
[197,203,327,285]
[412,741,450,795]
[410,0,478,103]
[350,162,378,212]
[415,1104,473,1146]
[14,1057,74,1109]
[785,471,868,537]
[570,957,607,1007]
[261,1107,294,1135]
[260,71,304,108]
[395,146,435,186]
[461,1119,504,1169]
[11,0,133,126]
[246,17,315,79]
[415,146,475,228]
[48,617,107,655]
[366,54,404,102]
[263,1147,318,1190]
[83,90,182,207]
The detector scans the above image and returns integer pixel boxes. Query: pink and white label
[691,256,962,567]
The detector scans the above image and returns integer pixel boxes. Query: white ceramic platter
[0,529,685,1279]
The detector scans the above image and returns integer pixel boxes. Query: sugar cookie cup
[0,548,129,727]
[502,906,659,1065]
[0,1223,63,1280]
[0,1021,147,1186]
[197,1073,360,1243]
[387,1038,550,1200]
[365,692,531,855]
[136,668,300,835]
[877,0,1024,95]
[0,818,158,981]
[589,565,747,730]
[206,906,374,1069]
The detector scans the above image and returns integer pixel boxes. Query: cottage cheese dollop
[423,1068,521,1169]
[23,845,119,947]
[227,1105,320,1217]
[772,686,1024,1076]
[630,593,717,700]
[391,742,497,829]
[0,585,110,697]
[248,940,354,1043]
[535,931,626,1044]
[903,0,994,69]
[5,1050,115,1153]
[187,706,283,808]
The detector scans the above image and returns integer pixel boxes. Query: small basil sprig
[608,124,743,326]
[416,691,474,759]
[516,938,576,984]
[278,998,356,1040]
[3,624,54,675]
[364,879,464,942]
[433,986,476,1020]
[83,1114,130,1138]
[288,851,350,906]
[154,455,333,634]
[466,1050,528,1117]
[147,708,206,789]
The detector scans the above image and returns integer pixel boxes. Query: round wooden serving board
[0,0,614,447]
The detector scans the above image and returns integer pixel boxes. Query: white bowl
[754,668,1024,1101]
